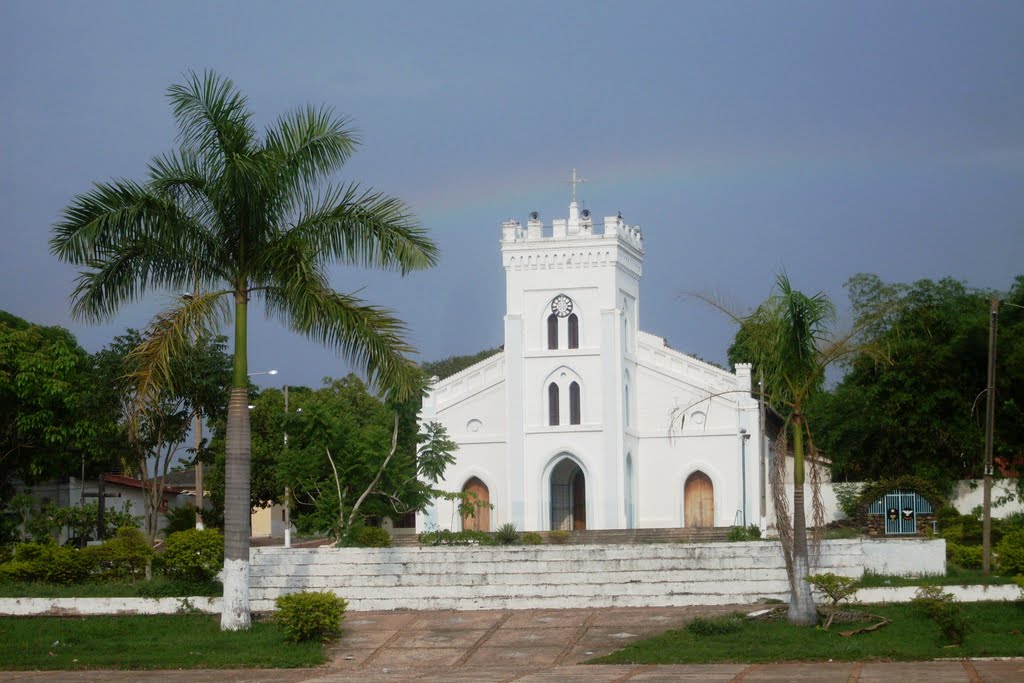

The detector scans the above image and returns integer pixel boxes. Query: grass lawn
[858,567,1016,588]
[0,578,222,598]
[0,614,327,670]
[591,602,1024,665]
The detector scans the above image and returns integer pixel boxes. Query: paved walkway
[2,606,1022,681]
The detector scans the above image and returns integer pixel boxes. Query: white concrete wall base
[0,596,221,616]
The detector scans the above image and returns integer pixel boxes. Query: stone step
[390,526,732,547]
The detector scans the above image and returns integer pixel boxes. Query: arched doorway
[461,477,490,531]
[684,471,714,527]
[550,458,586,530]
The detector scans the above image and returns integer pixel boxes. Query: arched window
[569,382,581,425]
[547,314,558,350]
[624,383,630,427]
[567,314,579,349]
[548,383,560,425]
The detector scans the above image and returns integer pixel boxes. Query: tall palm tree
[726,274,869,625]
[51,71,439,630]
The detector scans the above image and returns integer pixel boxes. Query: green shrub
[911,585,968,645]
[350,526,391,548]
[494,522,519,545]
[521,532,543,545]
[162,504,199,537]
[548,530,570,544]
[135,577,222,598]
[727,524,762,542]
[161,528,223,582]
[995,529,1024,575]
[685,614,745,636]
[806,572,859,631]
[274,591,348,642]
[946,542,982,570]
[44,545,93,585]
[84,527,154,581]
[418,529,491,546]
[0,560,38,582]
[833,482,864,519]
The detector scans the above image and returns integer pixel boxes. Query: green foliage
[833,482,864,519]
[811,274,1024,491]
[911,585,969,645]
[0,312,123,491]
[274,591,348,643]
[548,530,570,544]
[946,542,982,570]
[0,543,93,585]
[161,529,223,583]
[349,526,391,548]
[684,614,745,636]
[727,524,762,541]
[805,572,859,630]
[995,529,1024,575]
[83,527,154,581]
[1013,575,1024,599]
[162,504,200,537]
[422,348,503,381]
[418,529,492,546]
[135,578,222,598]
[494,522,519,545]
[521,532,543,545]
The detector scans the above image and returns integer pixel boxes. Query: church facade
[418,197,765,532]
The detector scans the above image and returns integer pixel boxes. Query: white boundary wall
[249,538,946,612]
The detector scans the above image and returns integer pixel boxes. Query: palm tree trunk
[787,415,818,625]
[221,294,251,631]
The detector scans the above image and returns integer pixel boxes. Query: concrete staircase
[390,526,731,547]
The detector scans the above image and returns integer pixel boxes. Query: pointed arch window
[567,313,579,349]
[569,382,581,425]
[548,383,560,425]
[547,314,558,350]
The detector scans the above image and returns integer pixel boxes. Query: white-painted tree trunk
[219,558,250,630]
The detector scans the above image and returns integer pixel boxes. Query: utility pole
[284,384,291,549]
[982,296,998,574]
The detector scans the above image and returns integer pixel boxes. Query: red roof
[100,473,186,495]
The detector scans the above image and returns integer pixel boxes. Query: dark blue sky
[2,1,1022,391]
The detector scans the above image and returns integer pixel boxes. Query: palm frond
[167,70,254,161]
[265,104,358,188]
[262,270,422,401]
[127,291,232,415]
[284,182,438,274]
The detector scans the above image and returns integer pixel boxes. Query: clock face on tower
[551,294,573,317]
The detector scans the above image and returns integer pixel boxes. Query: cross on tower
[562,168,589,203]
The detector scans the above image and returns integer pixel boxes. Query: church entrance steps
[248,538,946,612]
[389,526,732,547]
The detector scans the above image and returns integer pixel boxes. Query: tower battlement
[501,202,644,253]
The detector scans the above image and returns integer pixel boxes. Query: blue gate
[868,490,932,535]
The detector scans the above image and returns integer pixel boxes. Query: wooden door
[572,471,586,530]
[461,477,490,531]
[684,472,714,527]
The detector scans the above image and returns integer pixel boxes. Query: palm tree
[51,71,438,630]
[723,273,869,625]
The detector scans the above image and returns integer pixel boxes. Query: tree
[0,311,121,494]
[266,375,454,543]
[50,71,438,629]
[720,273,870,625]
[93,329,231,542]
[809,274,1024,492]
[422,347,502,381]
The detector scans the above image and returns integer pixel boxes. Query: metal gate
[868,489,931,535]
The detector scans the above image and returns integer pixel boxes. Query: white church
[418,183,766,533]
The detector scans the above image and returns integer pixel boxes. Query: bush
[161,528,223,582]
[806,572,859,630]
[995,529,1024,575]
[350,526,391,548]
[521,532,543,545]
[494,523,519,545]
[0,560,38,582]
[946,542,982,570]
[911,585,968,645]
[43,545,93,585]
[727,525,762,542]
[274,591,348,642]
[833,482,864,519]
[685,614,745,636]
[547,530,570,544]
[84,527,154,581]
[162,504,199,537]
[418,529,491,546]
[1,542,92,585]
